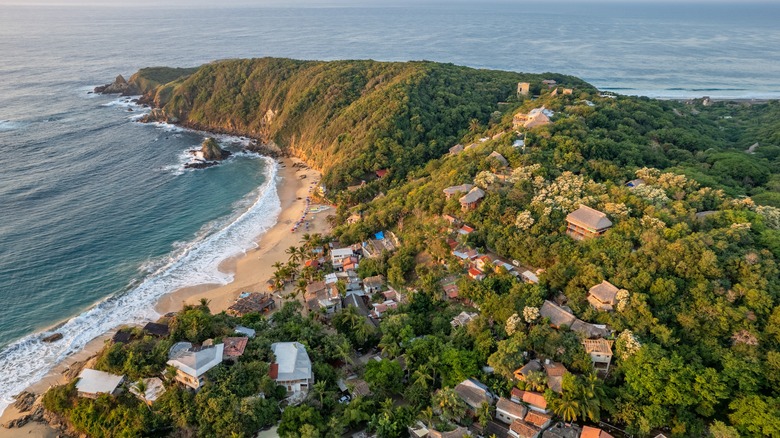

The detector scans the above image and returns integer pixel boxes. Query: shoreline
[0,155,332,435]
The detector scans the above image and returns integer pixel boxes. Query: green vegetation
[52,59,780,437]
[131,57,589,189]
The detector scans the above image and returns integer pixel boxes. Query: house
[331,247,355,262]
[565,206,612,240]
[451,311,478,328]
[542,79,557,87]
[524,411,553,430]
[305,283,341,314]
[587,280,619,311]
[443,184,475,200]
[450,144,465,155]
[562,88,573,95]
[521,270,539,284]
[486,420,512,438]
[75,369,124,399]
[459,224,475,235]
[234,325,256,338]
[167,344,224,390]
[510,419,541,438]
[375,169,388,178]
[129,377,165,405]
[442,214,461,227]
[345,377,372,398]
[453,378,494,412]
[510,389,549,413]
[542,423,582,438]
[222,337,248,360]
[540,300,576,329]
[227,293,275,317]
[270,342,314,396]
[513,359,542,381]
[347,213,362,224]
[143,322,169,337]
[570,319,610,339]
[517,82,530,96]
[542,360,568,393]
[513,107,554,129]
[582,338,614,374]
[444,282,460,300]
[496,397,527,425]
[513,139,526,148]
[363,275,385,294]
[460,187,485,211]
[111,330,132,344]
[304,258,320,269]
[468,267,485,281]
[580,426,614,438]
[488,151,509,167]
[626,178,645,188]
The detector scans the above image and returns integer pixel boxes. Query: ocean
[0,1,779,414]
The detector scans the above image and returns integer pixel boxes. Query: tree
[524,370,547,392]
[487,334,526,379]
[549,391,580,422]
[431,387,467,424]
[477,401,493,429]
[364,359,403,396]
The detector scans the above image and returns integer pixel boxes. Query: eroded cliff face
[94,75,140,95]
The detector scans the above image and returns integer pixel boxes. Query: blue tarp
[374,231,385,240]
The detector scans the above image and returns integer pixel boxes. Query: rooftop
[223,337,248,358]
[227,293,274,317]
[271,342,312,382]
[524,410,552,428]
[540,300,576,328]
[453,378,493,409]
[510,419,541,438]
[566,205,612,231]
[167,344,224,377]
[129,377,166,404]
[459,187,485,204]
[588,281,619,304]
[76,369,124,395]
[497,397,527,418]
[582,338,614,355]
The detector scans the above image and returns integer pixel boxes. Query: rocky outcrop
[42,333,63,343]
[201,138,230,161]
[94,75,140,95]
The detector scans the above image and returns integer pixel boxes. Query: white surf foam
[0,158,281,415]
[0,120,20,132]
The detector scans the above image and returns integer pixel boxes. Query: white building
[75,368,124,399]
[270,342,314,396]
[167,343,224,390]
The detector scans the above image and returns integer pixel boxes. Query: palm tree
[411,364,433,390]
[312,381,328,407]
[427,355,441,386]
[134,379,149,407]
[550,392,580,422]
[295,278,308,299]
[286,245,301,263]
[525,370,548,392]
[198,298,211,311]
[418,406,434,429]
[477,401,493,429]
[432,387,467,424]
[299,233,312,250]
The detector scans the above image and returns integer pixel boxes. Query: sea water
[1,1,779,413]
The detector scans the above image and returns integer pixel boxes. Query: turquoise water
[1,0,779,413]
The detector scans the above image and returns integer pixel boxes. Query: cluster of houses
[409,376,615,438]
[296,231,403,327]
[76,322,314,405]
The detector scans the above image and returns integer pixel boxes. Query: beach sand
[0,156,332,436]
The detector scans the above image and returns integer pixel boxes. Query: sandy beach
[0,156,332,436]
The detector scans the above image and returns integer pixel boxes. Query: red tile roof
[524,410,552,427]
[376,169,388,178]
[223,337,248,358]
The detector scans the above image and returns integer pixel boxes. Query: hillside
[130,58,590,189]
[40,60,780,438]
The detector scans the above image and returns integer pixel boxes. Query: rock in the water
[201,137,231,161]
[42,333,63,343]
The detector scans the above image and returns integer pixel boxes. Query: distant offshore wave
[0,153,281,415]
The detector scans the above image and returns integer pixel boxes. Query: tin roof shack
[129,377,166,406]
[227,293,275,317]
[75,369,124,399]
[565,206,612,240]
[443,184,475,200]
